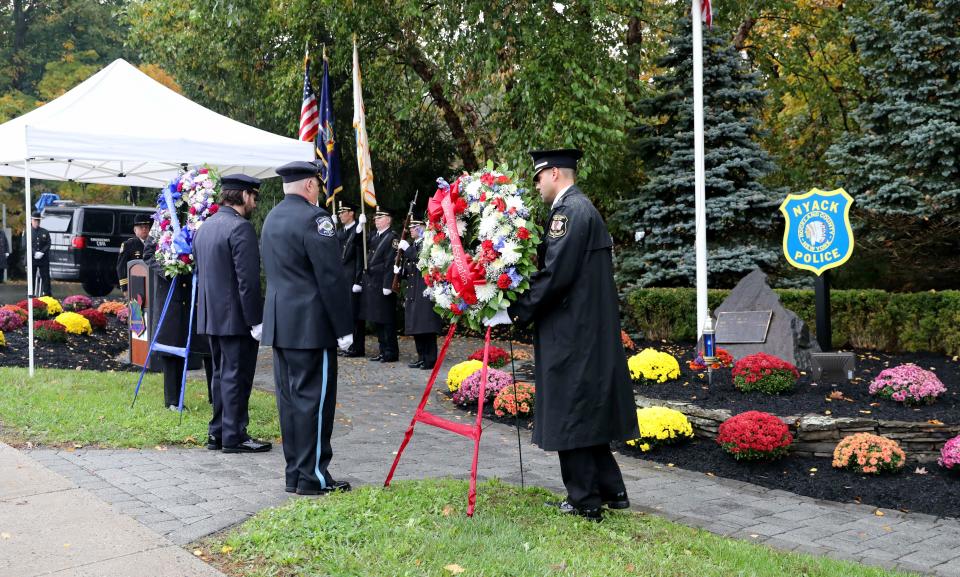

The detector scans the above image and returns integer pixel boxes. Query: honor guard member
[193,174,270,454]
[27,211,52,296]
[362,207,399,362]
[336,202,367,357]
[500,149,639,521]
[399,218,443,369]
[261,160,353,495]
[116,213,152,295]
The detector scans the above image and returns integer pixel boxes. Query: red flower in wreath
[492,197,506,212]
[495,174,511,185]
[517,227,530,240]
[434,231,446,243]
[480,173,495,186]
[497,274,511,289]
[208,203,219,215]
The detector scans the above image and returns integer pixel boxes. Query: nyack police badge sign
[779,188,854,276]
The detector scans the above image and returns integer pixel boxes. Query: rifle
[391,190,419,293]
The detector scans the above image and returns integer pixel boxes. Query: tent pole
[24,158,34,377]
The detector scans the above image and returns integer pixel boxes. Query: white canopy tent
[0,58,314,375]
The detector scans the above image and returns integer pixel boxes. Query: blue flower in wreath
[171,227,193,255]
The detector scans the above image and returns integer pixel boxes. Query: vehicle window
[83,211,114,235]
[40,213,72,232]
[118,212,141,233]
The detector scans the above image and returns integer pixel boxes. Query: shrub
[98,301,127,316]
[0,308,25,332]
[34,320,68,342]
[62,294,94,311]
[77,308,108,331]
[832,433,906,474]
[868,364,947,406]
[688,347,735,370]
[38,296,63,315]
[446,360,484,392]
[467,346,511,369]
[717,411,793,461]
[732,352,799,394]
[1,304,27,321]
[627,348,680,383]
[54,312,93,336]
[939,436,960,471]
[16,299,50,320]
[452,368,513,406]
[626,406,693,452]
[493,382,535,417]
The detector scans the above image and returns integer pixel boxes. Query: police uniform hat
[133,214,152,226]
[529,148,584,177]
[374,206,392,218]
[31,211,42,220]
[222,173,262,193]
[337,202,358,214]
[275,160,320,183]
[408,218,425,227]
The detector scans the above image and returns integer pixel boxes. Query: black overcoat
[260,195,351,349]
[361,228,398,324]
[142,240,210,355]
[402,240,443,335]
[337,221,363,287]
[116,236,145,288]
[192,206,263,336]
[0,232,8,270]
[512,186,639,452]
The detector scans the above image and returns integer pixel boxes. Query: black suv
[40,202,154,296]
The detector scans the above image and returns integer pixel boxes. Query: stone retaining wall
[636,395,960,463]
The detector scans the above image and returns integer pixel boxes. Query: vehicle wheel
[82,279,113,297]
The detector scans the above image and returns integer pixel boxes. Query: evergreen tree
[825,0,960,289]
[615,19,783,289]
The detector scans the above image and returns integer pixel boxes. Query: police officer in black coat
[336,202,367,357]
[362,207,399,362]
[505,149,639,521]
[117,214,152,295]
[193,174,270,454]
[27,212,51,296]
[400,218,443,369]
[261,160,353,495]
[143,239,213,410]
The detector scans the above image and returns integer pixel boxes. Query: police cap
[529,148,583,177]
[337,202,358,214]
[275,160,320,183]
[31,211,42,220]
[374,206,392,218]
[222,173,262,193]
[133,214,152,226]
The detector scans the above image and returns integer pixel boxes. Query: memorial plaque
[715,310,773,344]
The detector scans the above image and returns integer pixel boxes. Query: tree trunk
[733,17,756,51]
[12,0,28,91]
[625,14,643,118]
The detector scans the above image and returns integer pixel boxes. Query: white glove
[393,265,401,274]
[483,308,512,327]
[382,288,392,296]
[398,239,410,251]
[357,213,367,226]
[352,284,362,293]
[249,323,263,342]
[34,251,43,259]
[337,334,354,351]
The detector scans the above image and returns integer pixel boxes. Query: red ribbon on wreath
[427,178,486,306]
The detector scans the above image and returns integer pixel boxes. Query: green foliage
[624,287,960,356]
[734,370,797,395]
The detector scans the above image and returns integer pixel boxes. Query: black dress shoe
[368,354,383,362]
[221,438,273,453]
[602,491,630,510]
[380,357,399,363]
[284,486,297,493]
[344,351,365,358]
[407,360,424,368]
[546,500,603,521]
[420,363,435,371]
[206,435,221,451]
[296,480,352,495]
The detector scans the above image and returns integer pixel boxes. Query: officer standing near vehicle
[336,202,367,357]
[27,212,51,296]
[498,149,639,521]
[362,207,399,362]
[400,218,442,369]
[116,214,152,295]
[193,174,270,454]
[261,160,353,495]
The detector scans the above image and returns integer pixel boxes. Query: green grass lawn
[0,367,280,448]
[204,479,914,577]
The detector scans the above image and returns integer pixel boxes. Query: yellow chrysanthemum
[446,360,484,392]
[54,312,93,336]
[38,296,63,315]
[626,407,693,451]
[627,348,680,383]
[0,329,5,347]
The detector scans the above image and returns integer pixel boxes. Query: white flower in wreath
[494,223,514,239]
[505,194,524,213]
[467,201,483,215]
[465,179,483,200]
[500,240,521,265]
[475,283,497,304]
[429,247,452,269]
[456,219,467,237]
[434,291,452,309]
[501,183,519,195]
[478,212,500,238]
[513,217,528,229]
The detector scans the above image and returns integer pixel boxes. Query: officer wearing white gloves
[361,207,399,362]
[336,203,366,357]
[27,212,51,296]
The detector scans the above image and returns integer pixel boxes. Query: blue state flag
[318,54,343,205]
[779,188,855,276]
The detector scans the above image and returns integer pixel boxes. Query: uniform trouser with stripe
[557,443,627,510]
[273,347,338,491]
[208,335,259,447]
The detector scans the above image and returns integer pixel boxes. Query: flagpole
[693,0,708,340]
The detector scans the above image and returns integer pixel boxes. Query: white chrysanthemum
[456,219,467,237]
[468,201,483,215]
[513,217,528,229]
[501,183,518,195]
[505,194,524,213]
[434,291,452,309]
[478,213,500,238]
[500,240,521,265]
[475,283,498,303]
[430,249,452,269]
[482,203,498,219]
[422,287,433,299]
[465,179,483,199]
[494,224,514,239]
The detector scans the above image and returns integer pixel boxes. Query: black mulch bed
[634,341,960,422]
[615,437,960,520]
[0,304,134,372]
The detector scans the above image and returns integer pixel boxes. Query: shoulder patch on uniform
[548,214,568,238]
[316,215,336,237]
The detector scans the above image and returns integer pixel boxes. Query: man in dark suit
[261,160,353,495]
[193,174,270,454]
[362,207,399,362]
[117,214,152,296]
[400,218,443,369]
[336,202,366,357]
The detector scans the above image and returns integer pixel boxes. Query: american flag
[299,54,319,143]
[701,0,713,28]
